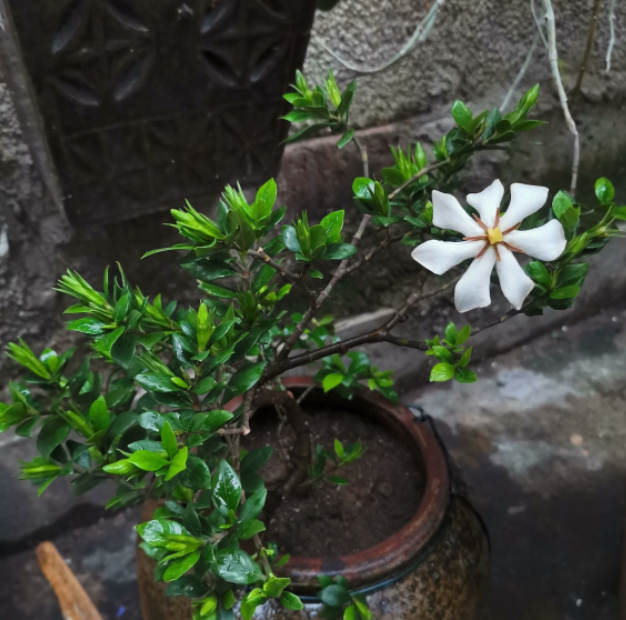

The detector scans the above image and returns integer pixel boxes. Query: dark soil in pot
[243,397,426,557]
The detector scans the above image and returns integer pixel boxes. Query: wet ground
[2,306,626,619]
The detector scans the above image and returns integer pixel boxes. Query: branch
[247,249,301,286]
[343,232,403,276]
[388,159,450,201]
[384,275,461,331]
[280,277,459,373]
[353,136,369,177]
[315,0,445,75]
[606,0,617,72]
[253,389,311,495]
[536,0,580,196]
[571,0,603,101]
[501,31,541,112]
[282,329,427,372]
[471,307,524,337]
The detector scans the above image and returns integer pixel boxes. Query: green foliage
[282,70,357,148]
[317,576,372,619]
[425,323,476,384]
[2,68,618,619]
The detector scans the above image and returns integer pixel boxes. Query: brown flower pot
[137,377,490,620]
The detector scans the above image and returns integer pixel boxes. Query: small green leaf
[166,447,188,481]
[323,373,344,392]
[228,361,266,396]
[37,417,71,458]
[214,549,264,585]
[550,285,581,300]
[280,591,304,611]
[163,551,200,582]
[455,368,477,383]
[212,459,242,514]
[240,488,267,522]
[129,450,169,472]
[324,242,357,260]
[161,422,178,459]
[68,318,110,335]
[238,519,266,540]
[430,363,455,382]
[264,577,291,598]
[452,100,472,130]
[595,177,615,204]
[88,396,110,432]
[336,129,355,149]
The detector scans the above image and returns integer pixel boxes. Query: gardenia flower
[412,180,566,313]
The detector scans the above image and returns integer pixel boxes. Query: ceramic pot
[137,377,490,620]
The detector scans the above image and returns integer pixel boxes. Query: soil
[243,395,425,558]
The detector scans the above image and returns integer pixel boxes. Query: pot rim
[225,376,450,593]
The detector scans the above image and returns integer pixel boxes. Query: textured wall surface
[306,0,626,127]
[0,0,626,382]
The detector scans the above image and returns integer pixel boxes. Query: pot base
[137,497,488,620]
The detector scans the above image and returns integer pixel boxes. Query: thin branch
[315,0,445,75]
[501,31,541,112]
[343,233,403,276]
[281,277,459,373]
[572,0,603,101]
[247,249,301,286]
[388,160,450,201]
[536,0,581,196]
[353,136,369,178]
[384,275,461,331]
[606,0,617,72]
[282,329,428,372]
[471,307,524,337]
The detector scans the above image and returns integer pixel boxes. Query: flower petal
[499,183,549,230]
[496,246,535,310]
[454,247,496,313]
[432,191,484,237]
[411,240,483,275]
[466,179,504,228]
[504,220,566,261]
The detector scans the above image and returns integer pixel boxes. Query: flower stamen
[472,213,488,231]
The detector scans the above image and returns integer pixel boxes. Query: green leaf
[111,332,136,369]
[214,549,264,585]
[336,129,355,149]
[430,363,455,382]
[68,318,110,335]
[525,261,552,288]
[240,488,267,522]
[264,577,291,598]
[129,450,169,472]
[228,361,266,396]
[595,177,615,204]
[252,263,276,294]
[455,368,478,383]
[334,438,344,459]
[552,193,573,223]
[138,411,167,432]
[238,519,266,540]
[189,410,233,433]
[88,396,110,432]
[282,225,302,253]
[166,447,188,481]
[135,373,181,393]
[323,242,357,260]
[282,123,330,144]
[37,417,71,458]
[344,605,357,620]
[280,591,304,611]
[136,518,190,545]
[610,206,626,220]
[550,285,581,300]
[456,325,471,346]
[323,373,344,392]
[557,263,589,287]
[452,100,472,130]
[327,475,348,485]
[161,422,178,459]
[320,585,351,608]
[320,210,344,244]
[254,178,278,219]
[199,282,238,299]
[163,552,200,582]
[213,459,242,514]
[114,293,131,323]
[353,595,372,619]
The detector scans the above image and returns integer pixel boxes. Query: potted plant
[1,69,621,620]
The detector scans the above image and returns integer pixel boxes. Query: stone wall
[0,0,626,383]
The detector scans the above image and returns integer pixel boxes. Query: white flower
[412,180,566,313]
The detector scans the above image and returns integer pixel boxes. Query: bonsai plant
[1,69,622,620]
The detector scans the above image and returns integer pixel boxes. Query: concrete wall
[0,0,626,382]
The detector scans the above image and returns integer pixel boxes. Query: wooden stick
[36,541,103,620]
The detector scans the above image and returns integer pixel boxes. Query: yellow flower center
[487,227,503,245]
